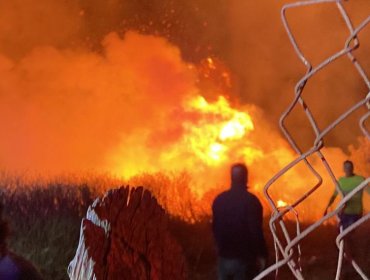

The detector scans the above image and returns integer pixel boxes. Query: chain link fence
[256,1,369,279]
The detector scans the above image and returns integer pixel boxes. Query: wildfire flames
[0,1,369,222]
[277,200,288,208]
[164,94,256,166]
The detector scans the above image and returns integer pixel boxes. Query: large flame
[182,95,255,164]
[0,29,368,222]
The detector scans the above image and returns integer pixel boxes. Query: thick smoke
[0,0,84,58]
[0,31,195,172]
[228,0,370,148]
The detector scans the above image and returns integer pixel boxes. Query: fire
[208,143,225,162]
[109,90,263,200]
[220,116,253,141]
[206,58,216,70]
[277,200,288,208]
[182,95,256,166]
[0,29,367,222]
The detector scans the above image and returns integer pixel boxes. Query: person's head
[343,160,354,177]
[231,163,248,189]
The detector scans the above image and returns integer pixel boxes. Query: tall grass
[0,172,368,279]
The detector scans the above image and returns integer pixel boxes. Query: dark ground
[0,183,369,279]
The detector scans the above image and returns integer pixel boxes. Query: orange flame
[182,95,255,165]
[0,30,368,222]
[277,200,288,208]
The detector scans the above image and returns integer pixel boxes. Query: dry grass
[0,182,95,279]
[0,173,369,279]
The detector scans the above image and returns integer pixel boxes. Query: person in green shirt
[324,160,366,229]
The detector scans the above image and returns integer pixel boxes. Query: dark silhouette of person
[0,203,43,280]
[212,163,268,280]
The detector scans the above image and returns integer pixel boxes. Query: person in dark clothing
[212,163,268,280]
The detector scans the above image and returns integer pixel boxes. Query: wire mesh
[255,1,370,279]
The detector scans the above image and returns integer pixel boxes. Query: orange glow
[0,29,368,222]
[208,143,225,162]
[206,58,216,70]
[179,95,255,166]
[277,200,288,208]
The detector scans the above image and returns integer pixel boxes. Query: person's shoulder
[354,175,365,181]
[339,175,365,181]
[215,190,230,199]
[338,176,347,183]
[339,175,366,189]
[245,190,259,199]
[213,190,230,205]
[245,191,263,206]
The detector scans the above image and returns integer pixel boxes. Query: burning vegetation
[0,27,368,221]
[0,1,369,222]
[0,0,369,279]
